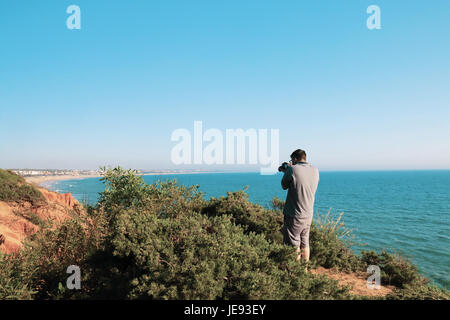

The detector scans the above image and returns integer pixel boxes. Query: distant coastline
[24,174,101,186]
[23,170,224,187]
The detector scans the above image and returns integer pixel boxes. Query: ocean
[42,170,450,289]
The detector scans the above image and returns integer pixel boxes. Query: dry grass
[315,209,353,240]
[311,266,395,298]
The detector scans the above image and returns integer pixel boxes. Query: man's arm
[281,166,293,190]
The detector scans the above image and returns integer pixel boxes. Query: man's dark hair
[291,149,306,161]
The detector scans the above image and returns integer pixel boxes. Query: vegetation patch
[0,167,448,300]
[0,169,45,206]
[13,210,49,229]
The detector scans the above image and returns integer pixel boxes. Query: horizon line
[6,167,450,174]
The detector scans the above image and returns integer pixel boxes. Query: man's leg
[300,246,310,262]
[283,215,305,262]
[299,221,312,263]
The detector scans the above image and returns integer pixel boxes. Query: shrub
[386,282,449,300]
[105,207,349,299]
[97,166,150,214]
[0,169,45,206]
[17,210,107,299]
[361,250,421,288]
[0,252,36,300]
[89,167,349,299]
[202,191,284,244]
[98,166,206,220]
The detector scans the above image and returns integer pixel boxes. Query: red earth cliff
[0,187,81,254]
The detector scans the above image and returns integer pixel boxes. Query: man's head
[290,149,307,164]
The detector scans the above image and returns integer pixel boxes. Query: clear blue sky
[1,0,449,171]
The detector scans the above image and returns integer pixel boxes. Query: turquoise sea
[42,170,450,289]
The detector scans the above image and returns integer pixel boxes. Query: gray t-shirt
[281,162,319,219]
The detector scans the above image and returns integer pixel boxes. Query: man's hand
[278,162,290,173]
[281,164,293,190]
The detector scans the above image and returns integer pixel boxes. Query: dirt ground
[311,266,395,297]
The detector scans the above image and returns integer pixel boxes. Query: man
[279,149,319,262]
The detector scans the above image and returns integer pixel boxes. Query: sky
[0,0,449,171]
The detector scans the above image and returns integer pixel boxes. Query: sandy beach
[24,171,218,187]
[25,174,101,186]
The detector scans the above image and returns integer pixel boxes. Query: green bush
[0,252,36,300]
[0,169,45,206]
[386,282,449,300]
[202,191,284,244]
[98,166,206,220]
[93,168,348,299]
[105,207,349,299]
[13,211,107,300]
[361,250,419,288]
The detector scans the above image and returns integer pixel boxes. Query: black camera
[278,162,289,172]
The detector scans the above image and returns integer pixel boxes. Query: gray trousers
[282,214,312,248]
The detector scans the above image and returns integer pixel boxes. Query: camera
[278,162,289,172]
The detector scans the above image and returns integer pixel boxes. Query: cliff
[0,186,81,254]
